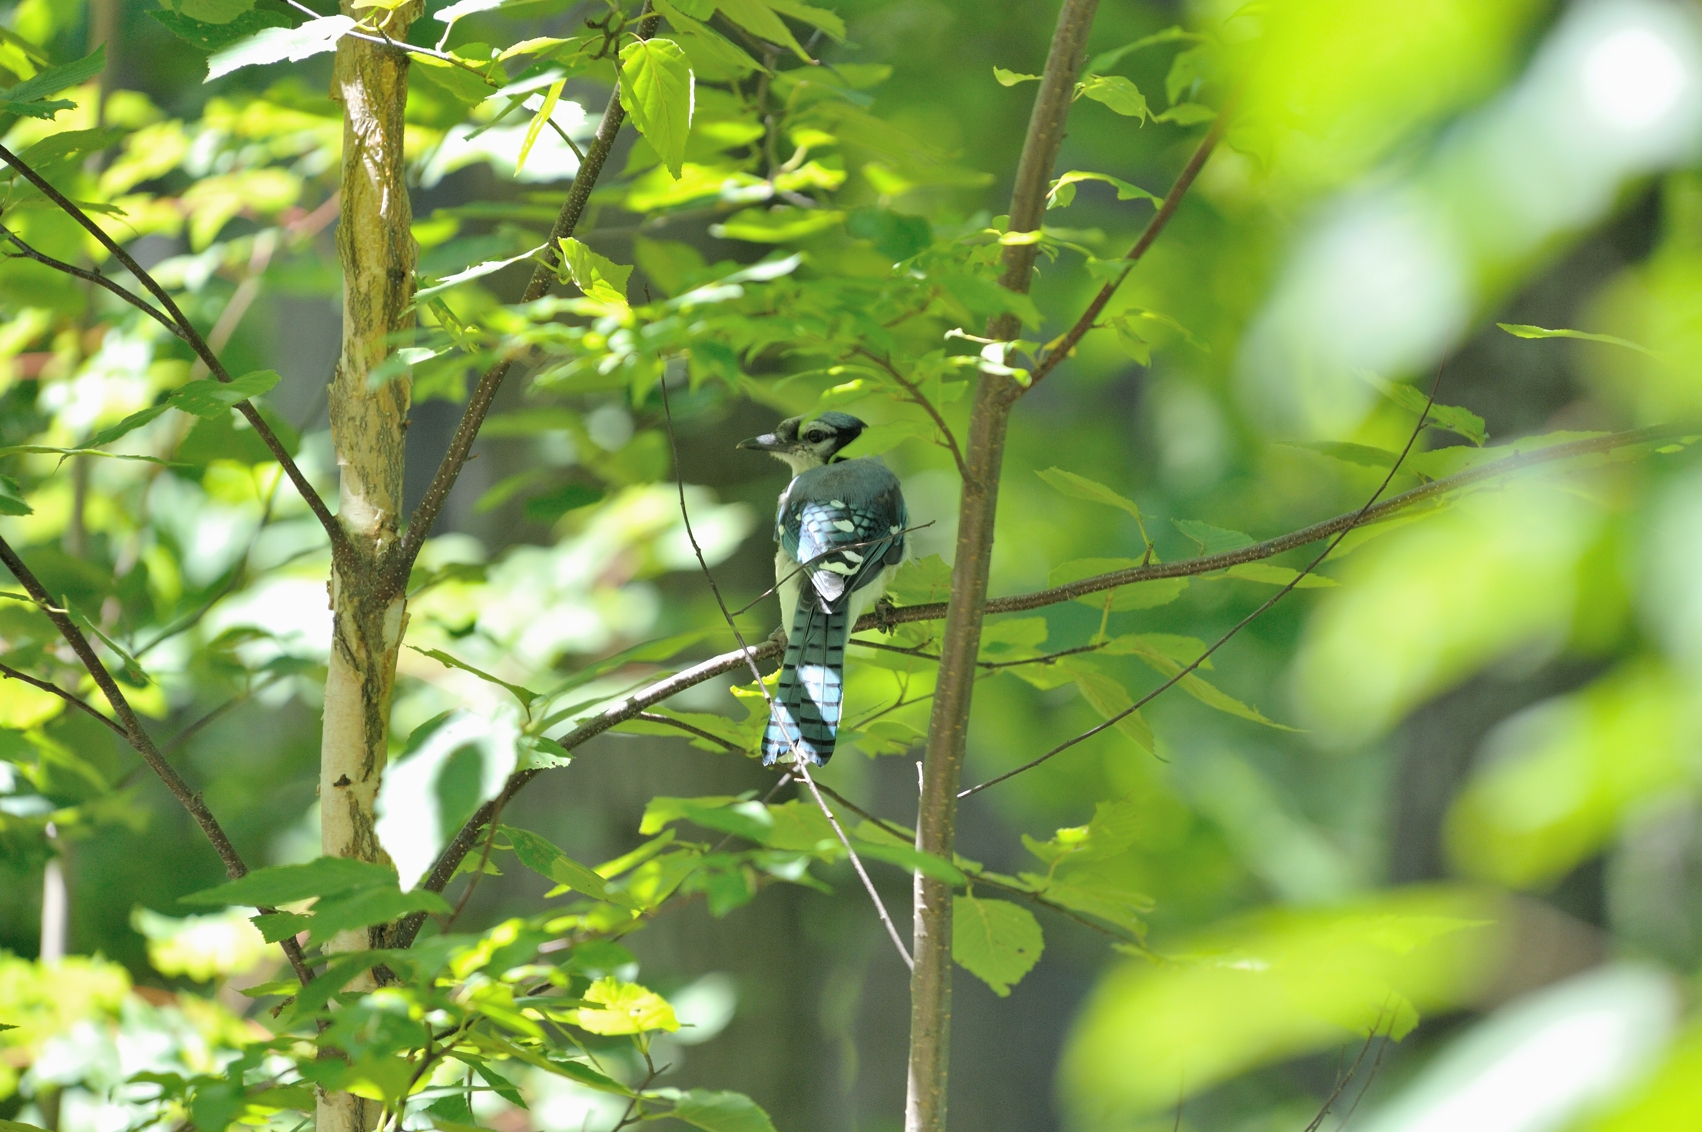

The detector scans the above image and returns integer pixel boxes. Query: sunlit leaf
[572,976,680,1034]
[1046,170,1162,210]
[994,67,1040,86]
[205,15,353,81]
[1076,74,1150,120]
[663,1089,778,1132]
[1497,322,1662,359]
[168,370,280,418]
[619,38,694,178]
[953,895,1044,997]
[514,78,566,176]
[558,236,633,307]
[1037,467,1144,522]
[180,857,398,907]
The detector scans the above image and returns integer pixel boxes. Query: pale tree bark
[319,6,418,1131]
[904,3,1100,1129]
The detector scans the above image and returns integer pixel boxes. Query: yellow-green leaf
[514,77,565,176]
[558,236,633,307]
[619,37,694,177]
[953,895,1044,997]
[572,977,679,1034]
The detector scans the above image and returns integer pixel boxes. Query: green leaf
[1046,170,1162,210]
[1361,372,1487,446]
[711,206,844,243]
[1076,74,1150,120]
[84,403,173,449]
[409,645,538,709]
[558,237,633,307]
[0,474,32,517]
[953,895,1044,996]
[1155,102,1217,125]
[1086,26,1202,75]
[1172,519,1253,555]
[502,825,616,901]
[206,14,354,81]
[180,856,398,907]
[1110,316,1150,364]
[1036,467,1143,522]
[415,243,546,303]
[885,554,954,605]
[715,0,810,60]
[0,46,104,114]
[765,0,844,39]
[994,67,1041,86]
[149,9,291,52]
[168,370,280,418]
[1060,658,1154,752]
[641,795,774,843]
[305,886,451,944]
[514,77,565,176]
[250,911,311,943]
[667,1089,779,1132]
[572,976,679,1034]
[849,838,967,884]
[523,481,605,523]
[619,38,694,178]
[1497,322,1662,359]
[0,1118,51,1132]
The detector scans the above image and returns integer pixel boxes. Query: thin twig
[0,661,127,738]
[442,793,506,932]
[960,366,1446,798]
[393,11,661,594]
[657,376,913,969]
[854,348,968,477]
[0,227,182,338]
[1023,108,1228,393]
[0,143,348,562]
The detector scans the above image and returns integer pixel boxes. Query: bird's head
[737,412,867,473]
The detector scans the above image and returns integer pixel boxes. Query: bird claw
[873,596,898,634]
[767,624,788,647]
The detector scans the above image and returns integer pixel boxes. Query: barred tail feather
[763,593,849,766]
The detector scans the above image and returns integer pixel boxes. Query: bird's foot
[766,624,788,647]
[873,596,899,634]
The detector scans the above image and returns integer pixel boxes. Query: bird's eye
[805,431,825,442]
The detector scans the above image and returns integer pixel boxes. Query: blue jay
[739,412,908,765]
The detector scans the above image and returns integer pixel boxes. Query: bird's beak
[738,432,784,452]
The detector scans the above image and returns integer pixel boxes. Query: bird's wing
[786,484,906,610]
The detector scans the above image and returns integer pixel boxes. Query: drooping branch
[0,143,349,564]
[390,12,661,595]
[395,419,1682,944]
[0,535,314,986]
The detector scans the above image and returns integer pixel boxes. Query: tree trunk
[319,7,417,1131]
[903,3,1099,1129]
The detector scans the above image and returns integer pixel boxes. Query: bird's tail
[763,590,849,766]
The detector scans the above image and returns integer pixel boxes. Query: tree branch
[0,226,182,339]
[394,419,1683,942]
[389,12,661,595]
[0,660,127,738]
[908,4,1103,1127]
[960,366,1444,797]
[855,348,968,478]
[0,535,314,986]
[1022,110,1226,392]
[0,143,349,564]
